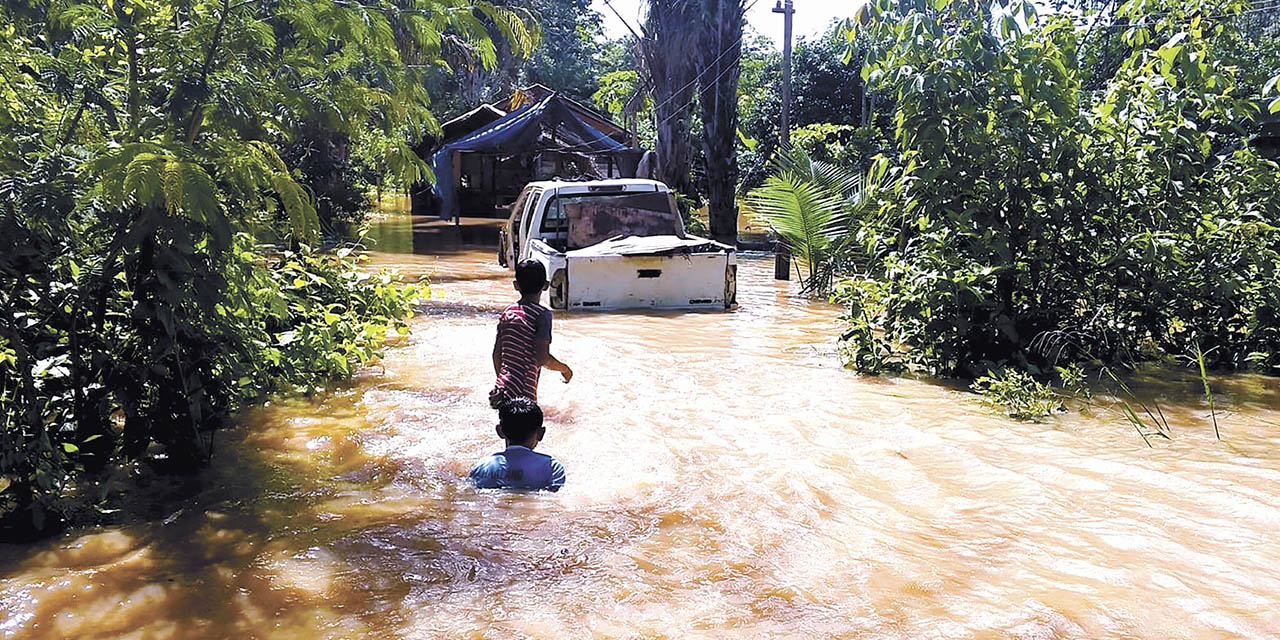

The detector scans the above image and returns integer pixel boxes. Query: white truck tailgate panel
[567,253,728,309]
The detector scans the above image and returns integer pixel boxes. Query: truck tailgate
[566,253,730,310]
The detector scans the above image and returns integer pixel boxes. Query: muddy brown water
[3,207,1280,639]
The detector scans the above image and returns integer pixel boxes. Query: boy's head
[514,260,547,296]
[496,397,545,447]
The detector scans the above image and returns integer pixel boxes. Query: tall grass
[1193,343,1221,441]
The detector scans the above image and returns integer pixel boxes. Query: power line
[554,25,755,153]
[601,0,645,43]
[656,44,747,130]
[647,0,761,118]
[648,33,745,115]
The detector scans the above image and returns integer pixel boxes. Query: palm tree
[697,0,748,246]
[641,0,701,199]
[745,147,863,292]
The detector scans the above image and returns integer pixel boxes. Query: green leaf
[1263,74,1280,97]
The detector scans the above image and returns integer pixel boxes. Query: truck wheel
[497,231,508,267]
[550,268,568,309]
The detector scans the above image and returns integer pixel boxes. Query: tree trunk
[642,0,699,200]
[698,0,745,245]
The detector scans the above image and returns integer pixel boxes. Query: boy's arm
[534,312,571,382]
[535,337,573,382]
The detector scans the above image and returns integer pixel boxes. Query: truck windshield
[542,192,685,250]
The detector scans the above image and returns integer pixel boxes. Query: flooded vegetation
[6,0,1280,636]
[3,211,1279,639]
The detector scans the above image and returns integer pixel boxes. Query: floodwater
[3,207,1280,639]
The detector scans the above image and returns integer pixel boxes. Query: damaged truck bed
[497,179,737,310]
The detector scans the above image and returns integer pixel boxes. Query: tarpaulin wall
[431,94,630,219]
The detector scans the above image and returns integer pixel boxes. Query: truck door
[504,188,538,266]
[516,188,541,262]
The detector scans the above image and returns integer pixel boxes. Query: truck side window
[541,197,568,233]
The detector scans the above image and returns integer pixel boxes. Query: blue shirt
[469,445,566,492]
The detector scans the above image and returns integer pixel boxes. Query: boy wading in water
[490,260,572,408]
[470,397,565,492]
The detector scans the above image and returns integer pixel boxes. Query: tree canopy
[0,0,529,534]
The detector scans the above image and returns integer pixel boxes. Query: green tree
[831,0,1280,377]
[0,0,527,535]
[738,22,872,191]
[519,0,604,103]
[429,0,597,118]
[641,0,701,200]
[593,52,655,146]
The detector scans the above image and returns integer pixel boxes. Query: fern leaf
[162,158,185,215]
[270,172,318,243]
[123,153,166,209]
[385,142,433,186]
[182,162,219,224]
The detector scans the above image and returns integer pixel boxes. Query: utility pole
[773,0,794,281]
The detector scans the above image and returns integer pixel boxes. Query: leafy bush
[263,244,419,392]
[0,0,527,536]
[831,0,1280,379]
[0,226,418,533]
[1054,362,1091,401]
[972,368,1062,421]
[790,123,894,176]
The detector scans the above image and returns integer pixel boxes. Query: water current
[3,207,1280,639]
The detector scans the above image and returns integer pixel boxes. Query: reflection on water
[3,208,1280,638]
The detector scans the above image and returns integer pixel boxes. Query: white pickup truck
[497,179,737,310]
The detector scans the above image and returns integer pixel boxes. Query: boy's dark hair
[515,260,547,295]
[498,396,544,442]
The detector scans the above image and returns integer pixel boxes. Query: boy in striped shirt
[489,260,573,408]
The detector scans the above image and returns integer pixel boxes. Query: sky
[589,0,868,50]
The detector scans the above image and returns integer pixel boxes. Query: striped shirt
[469,445,566,492]
[494,301,552,402]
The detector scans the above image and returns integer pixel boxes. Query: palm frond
[746,173,848,291]
[776,145,863,201]
[746,147,868,292]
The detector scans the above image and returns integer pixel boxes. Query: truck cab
[497,179,737,310]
